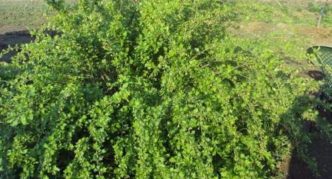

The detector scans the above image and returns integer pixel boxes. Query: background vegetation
[0,0,48,33]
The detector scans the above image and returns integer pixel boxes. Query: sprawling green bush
[0,0,315,178]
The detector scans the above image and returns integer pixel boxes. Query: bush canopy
[0,0,315,178]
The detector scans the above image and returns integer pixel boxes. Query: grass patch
[0,0,49,31]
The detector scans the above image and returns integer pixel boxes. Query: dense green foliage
[0,0,322,178]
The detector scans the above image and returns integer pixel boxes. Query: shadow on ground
[0,30,33,62]
[287,133,332,179]
[286,70,332,179]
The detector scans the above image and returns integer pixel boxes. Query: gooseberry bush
[0,0,315,178]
